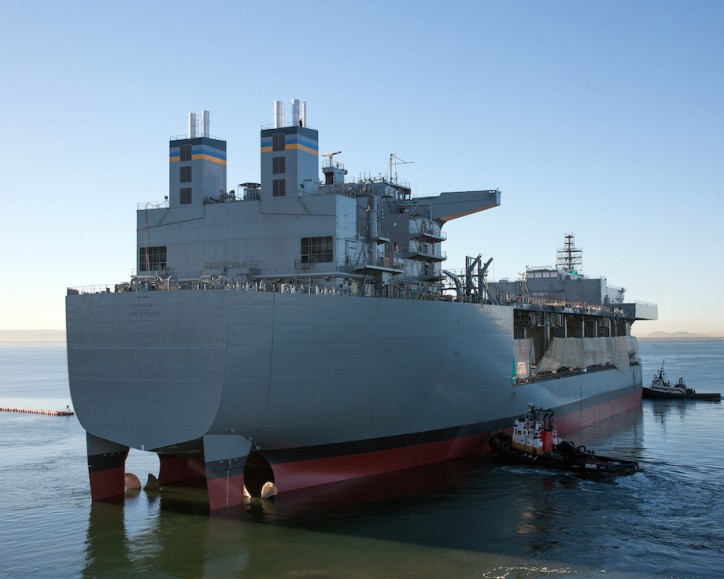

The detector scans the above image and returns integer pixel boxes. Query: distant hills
[640,331,721,340]
[0,330,66,343]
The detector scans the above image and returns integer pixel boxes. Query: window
[180,144,192,161]
[301,236,333,264]
[180,187,192,204]
[272,156,286,174]
[273,179,286,197]
[139,246,167,272]
[180,165,192,183]
[272,133,286,151]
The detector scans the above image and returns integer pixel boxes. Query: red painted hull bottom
[206,473,246,511]
[88,448,129,502]
[262,389,643,495]
[552,388,642,434]
[86,388,641,510]
[89,450,248,511]
[158,454,247,510]
[268,433,490,494]
[158,455,206,488]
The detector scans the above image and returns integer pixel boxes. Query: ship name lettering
[128,310,160,318]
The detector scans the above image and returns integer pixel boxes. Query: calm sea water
[1,340,723,578]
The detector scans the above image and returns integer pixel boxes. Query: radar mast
[556,233,582,275]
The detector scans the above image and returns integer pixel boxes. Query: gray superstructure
[66,101,656,510]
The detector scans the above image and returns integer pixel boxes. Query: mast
[556,233,582,275]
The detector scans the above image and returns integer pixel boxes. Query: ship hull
[248,383,642,495]
[66,290,642,508]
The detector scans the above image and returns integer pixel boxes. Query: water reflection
[84,501,129,576]
[646,397,722,428]
[85,495,251,577]
[84,480,556,578]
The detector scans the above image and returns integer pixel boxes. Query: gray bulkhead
[138,194,357,281]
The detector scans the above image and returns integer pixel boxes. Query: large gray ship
[66,101,657,510]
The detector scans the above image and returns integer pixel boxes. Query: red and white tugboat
[489,405,640,476]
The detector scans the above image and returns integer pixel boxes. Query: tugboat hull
[643,388,721,401]
[489,432,640,476]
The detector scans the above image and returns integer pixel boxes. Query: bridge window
[301,236,333,264]
[139,246,167,272]
[180,187,192,204]
[180,165,192,183]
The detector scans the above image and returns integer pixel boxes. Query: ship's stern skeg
[203,434,253,510]
[86,433,129,502]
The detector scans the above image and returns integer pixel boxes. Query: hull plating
[262,387,642,493]
[67,290,642,498]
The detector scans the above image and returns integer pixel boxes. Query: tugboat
[489,405,640,476]
[642,363,721,401]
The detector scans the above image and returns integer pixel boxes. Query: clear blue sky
[2,1,723,336]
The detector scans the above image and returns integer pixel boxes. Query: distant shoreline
[637,332,723,340]
[638,336,723,341]
[0,330,66,344]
